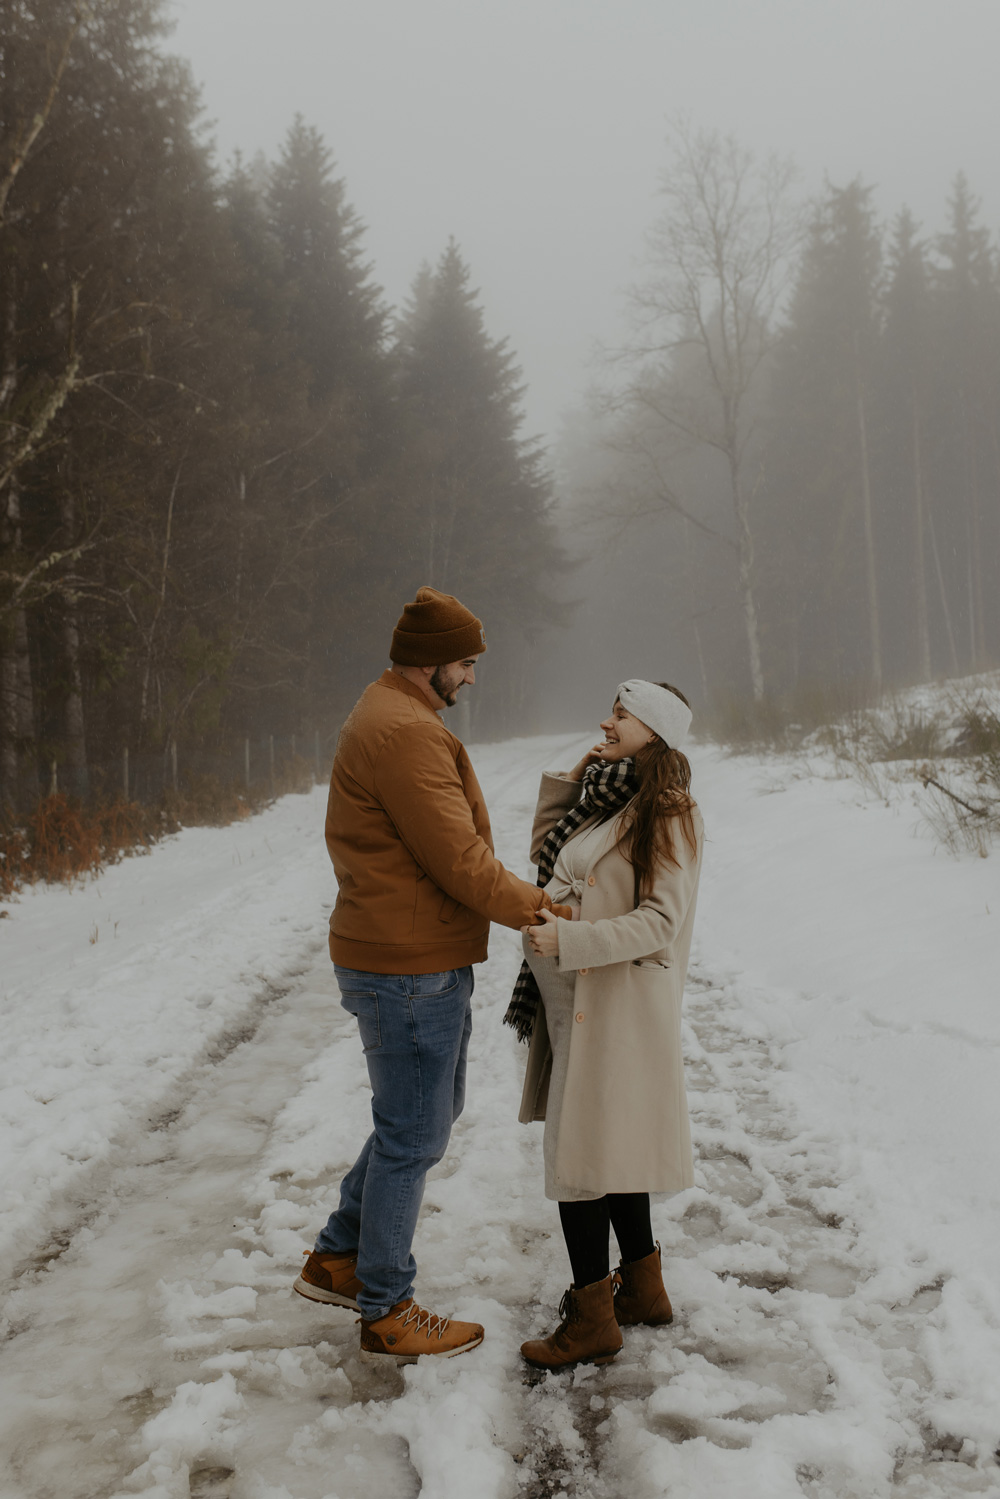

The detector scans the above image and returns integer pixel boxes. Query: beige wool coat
[518,771,704,1196]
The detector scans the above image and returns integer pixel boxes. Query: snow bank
[694,746,1000,1291]
[3,727,1000,1496]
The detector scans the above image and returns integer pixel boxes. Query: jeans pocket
[339,989,381,1051]
[411,969,459,999]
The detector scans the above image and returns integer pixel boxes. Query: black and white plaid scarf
[502,758,638,1042]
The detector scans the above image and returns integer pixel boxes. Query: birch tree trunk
[0,623,18,808]
[925,497,960,675]
[911,399,932,682]
[58,489,88,796]
[0,266,20,806]
[683,523,710,702]
[964,404,985,669]
[855,333,883,692]
[0,477,38,807]
[730,457,765,701]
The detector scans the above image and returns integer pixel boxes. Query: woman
[505,679,703,1371]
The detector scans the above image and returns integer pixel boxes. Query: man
[294,586,568,1362]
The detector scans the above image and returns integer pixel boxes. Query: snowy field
[1,731,1000,1498]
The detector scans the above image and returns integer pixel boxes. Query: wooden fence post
[171,739,178,792]
[244,737,251,787]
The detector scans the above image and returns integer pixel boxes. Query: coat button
[578,967,588,975]
[575,1012,585,1023]
[587,875,596,886]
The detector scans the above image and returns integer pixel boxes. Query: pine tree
[394,241,564,734]
[0,0,228,799]
[761,180,884,691]
[929,174,1000,670]
[878,209,943,681]
[263,119,398,725]
[267,118,387,407]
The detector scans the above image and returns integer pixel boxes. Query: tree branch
[0,3,90,227]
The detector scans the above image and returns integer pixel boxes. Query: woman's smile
[597,701,655,759]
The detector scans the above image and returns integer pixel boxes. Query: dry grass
[0,794,165,897]
[702,676,1000,857]
[918,777,994,858]
[702,681,878,754]
[0,754,320,900]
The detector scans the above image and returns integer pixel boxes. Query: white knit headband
[617,680,692,749]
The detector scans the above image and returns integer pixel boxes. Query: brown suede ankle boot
[520,1275,623,1371]
[613,1243,673,1327]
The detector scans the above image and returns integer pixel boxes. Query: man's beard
[429,665,461,706]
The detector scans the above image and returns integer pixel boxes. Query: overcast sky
[168,0,1000,447]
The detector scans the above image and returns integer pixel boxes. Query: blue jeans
[315,964,474,1320]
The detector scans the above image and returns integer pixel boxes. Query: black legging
[558,1193,655,1288]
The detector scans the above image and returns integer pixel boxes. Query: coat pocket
[631,958,671,969]
[438,891,462,924]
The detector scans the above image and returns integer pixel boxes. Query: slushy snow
[1,729,999,1498]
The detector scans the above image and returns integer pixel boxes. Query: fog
[171,0,1000,441]
[3,1,999,811]
[168,0,1000,737]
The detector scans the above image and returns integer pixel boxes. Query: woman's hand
[522,907,560,957]
[566,744,607,782]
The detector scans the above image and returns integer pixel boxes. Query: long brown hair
[620,682,698,901]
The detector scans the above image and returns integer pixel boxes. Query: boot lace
[399,1301,451,1341]
[556,1288,581,1331]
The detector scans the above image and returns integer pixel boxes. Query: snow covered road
[1,735,999,1498]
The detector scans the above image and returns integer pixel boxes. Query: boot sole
[521,1347,621,1371]
[292,1275,361,1311]
[615,1312,673,1327]
[359,1333,484,1365]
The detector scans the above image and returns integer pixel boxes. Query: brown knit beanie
[389,586,487,666]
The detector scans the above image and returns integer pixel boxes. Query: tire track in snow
[0,782,337,1274]
[7,734,992,1497]
[5,962,310,1291]
[0,734,588,1499]
[0,949,433,1499]
[510,964,1000,1498]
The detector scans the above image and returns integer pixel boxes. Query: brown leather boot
[293,1250,363,1311]
[613,1243,673,1327]
[360,1298,484,1363]
[520,1275,623,1371]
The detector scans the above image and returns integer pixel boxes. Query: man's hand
[541,899,574,922]
[522,907,560,958]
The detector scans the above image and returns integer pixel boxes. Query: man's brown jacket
[326,670,557,974]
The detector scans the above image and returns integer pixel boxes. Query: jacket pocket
[438,891,462,924]
[631,959,671,969]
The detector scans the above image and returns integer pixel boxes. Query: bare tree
[0,2,90,228]
[616,120,801,702]
[0,3,90,806]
